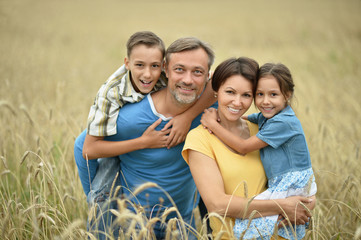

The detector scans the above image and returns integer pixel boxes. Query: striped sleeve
[87,65,127,136]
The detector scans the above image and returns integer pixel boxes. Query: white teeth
[180,87,192,91]
[228,107,240,113]
[141,80,151,84]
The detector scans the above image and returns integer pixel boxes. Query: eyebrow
[134,60,162,64]
[173,64,185,68]
[173,63,206,72]
[226,86,252,92]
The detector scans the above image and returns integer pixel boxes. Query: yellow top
[182,122,267,239]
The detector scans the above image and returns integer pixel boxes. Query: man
[74,37,215,239]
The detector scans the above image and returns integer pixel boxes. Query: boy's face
[125,44,163,94]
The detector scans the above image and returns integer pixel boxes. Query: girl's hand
[141,118,171,148]
[201,108,219,133]
[162,114,192,148]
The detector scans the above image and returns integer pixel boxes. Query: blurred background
[0,0,360,239]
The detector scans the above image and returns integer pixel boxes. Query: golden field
[0,0,360,239]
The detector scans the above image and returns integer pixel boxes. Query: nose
[263,95,270,104]
[233,95,242,107]
[143,67,151,79]
[182,71,193,85]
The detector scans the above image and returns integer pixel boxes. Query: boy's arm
[83,118,171,159]
[163,80,216,148]
[201,109,268,155]
[87,65,128,137]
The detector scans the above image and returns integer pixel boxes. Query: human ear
[285,92,292,103]
[163,61,169,78]
[124,57,129,70]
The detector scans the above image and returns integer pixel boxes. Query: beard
[171,91,198,105]
[170,82,201,105]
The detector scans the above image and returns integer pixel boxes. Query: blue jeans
[85,158,122,239]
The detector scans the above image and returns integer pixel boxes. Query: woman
[182,57,315,239]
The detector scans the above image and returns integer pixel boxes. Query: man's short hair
[165,37,214,70]
[126,31,165,58]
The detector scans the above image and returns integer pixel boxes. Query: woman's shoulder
[188,124,212,139]
[246,121,259,136]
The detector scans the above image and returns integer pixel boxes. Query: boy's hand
[142,118,170,148]
[162,114,192,148]
[200,108,219,133]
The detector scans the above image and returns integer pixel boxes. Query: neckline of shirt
[147,94,172,121]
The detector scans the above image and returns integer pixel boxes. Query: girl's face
[255,76,289,119]
[217,75,253,122]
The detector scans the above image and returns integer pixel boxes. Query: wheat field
[0,0,360,239]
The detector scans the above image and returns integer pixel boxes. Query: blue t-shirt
[248,105,312,180]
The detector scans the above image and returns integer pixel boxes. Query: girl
[201,62,317,239]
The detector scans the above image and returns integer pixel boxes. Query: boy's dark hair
[126,31,165,58]
[165,37,214,70]
[212,57,259,93]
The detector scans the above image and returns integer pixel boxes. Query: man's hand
[162,114,192,148]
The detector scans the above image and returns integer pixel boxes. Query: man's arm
[163,80,216,148]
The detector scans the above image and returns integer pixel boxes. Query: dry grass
[0,0,360,239]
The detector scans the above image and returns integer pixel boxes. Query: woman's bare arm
[188,150,313,223]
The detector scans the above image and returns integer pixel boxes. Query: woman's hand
[277,196,314,226]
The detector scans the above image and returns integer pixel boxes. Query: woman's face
[217,74,253,122]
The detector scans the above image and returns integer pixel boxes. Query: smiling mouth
[177,85,194,93]
[261,107,274,112]
[228,107,240,113]
[140,80,152,85]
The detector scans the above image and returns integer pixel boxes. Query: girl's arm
[163,80,216,148]
[82,118,171,159]
[201,108,267,155]
[188,150,313,224]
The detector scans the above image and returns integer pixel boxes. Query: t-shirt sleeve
[182,127,214,164]
[256,118,296,149]
[248,113,260,124]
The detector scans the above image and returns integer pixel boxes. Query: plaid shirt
[87,64,167,136]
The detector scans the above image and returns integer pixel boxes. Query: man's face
[125,44,163,94]
[165,48,209,105]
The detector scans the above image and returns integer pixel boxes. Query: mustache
[176,82,196,89]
